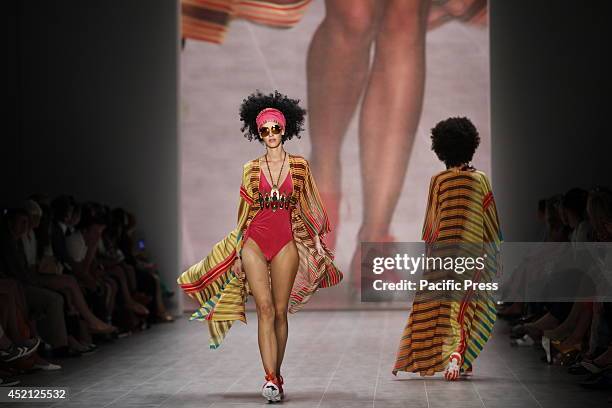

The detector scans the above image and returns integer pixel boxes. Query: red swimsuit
[243,169,294,261]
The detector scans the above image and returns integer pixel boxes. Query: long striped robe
[393,168,502,376]
[182,0,312,44]
[177,154,342,348]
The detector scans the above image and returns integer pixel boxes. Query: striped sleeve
[181,0,312,44]
[422,175,440,243]
[299,160,331,239]
[480,174,503,246]
[236,163,253,256]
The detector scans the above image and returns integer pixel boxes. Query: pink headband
[256,108,286,129]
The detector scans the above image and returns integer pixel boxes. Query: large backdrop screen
[180,0,490,309]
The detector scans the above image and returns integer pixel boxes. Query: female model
[392,117,502,380]
[177,91,342,402]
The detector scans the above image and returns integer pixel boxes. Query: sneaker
[80,345,98,356]
[0,377,20,387]
[17,337,42,350]
[444,353,462,381]
[0,338,41,362]
[262,373,281,403]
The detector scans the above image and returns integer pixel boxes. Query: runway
[7,311,608,408]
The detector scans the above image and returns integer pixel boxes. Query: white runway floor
[9,311,610,408]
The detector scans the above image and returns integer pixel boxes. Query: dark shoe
[0,338,41,362]
[0,377,20,387]
[52,346,81,358]
[568,363,589,375]
[80,344,98,355]
[581,361,612,374]
[510,324,527,339]
[580,371,612,390]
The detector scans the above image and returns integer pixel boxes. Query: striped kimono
[181,0,312,44]
[177,154,342,348]
[393,168,502,376]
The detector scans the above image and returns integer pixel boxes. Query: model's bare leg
[307,0,382,248]
[242,238,277,375]
[358,0,429,240]
[269,241,299,377]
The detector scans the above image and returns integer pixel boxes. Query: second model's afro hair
[239,90,307,143]
[430,117,480,168]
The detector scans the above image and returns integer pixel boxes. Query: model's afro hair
[239,90,306,143]
[430,117,480,168]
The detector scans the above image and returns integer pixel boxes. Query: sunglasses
[258,124,282,137]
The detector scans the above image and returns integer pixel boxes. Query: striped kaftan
[177,154,342,348]
[393,168,502,376]
[181,0,313,44]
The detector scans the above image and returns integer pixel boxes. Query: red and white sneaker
[444,352,462,381]
[262,373,281,403]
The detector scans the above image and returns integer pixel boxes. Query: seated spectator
[562,188,593,243]
[539,188,594,360]
[50,196,74,271]
[22,200,116,338]
[121,211,174,300]
[111,208,173,323]
[0,209,65,369]
[67,212,149,331]
[574,187,612,389]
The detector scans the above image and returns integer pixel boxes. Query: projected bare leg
[306,0,382,250]
[352,0,429,290]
